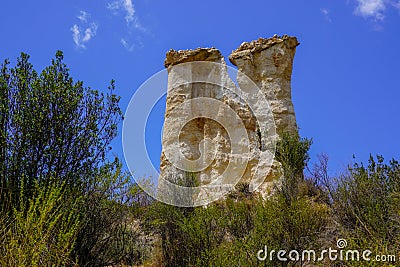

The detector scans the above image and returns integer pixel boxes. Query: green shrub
[0,181,82,266]
[0,51,152,266]
[332,155,400,265]
[275,131,312,201]
[151,132,331,266]
[72,161,153,266]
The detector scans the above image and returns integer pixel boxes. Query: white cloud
[107,0,145,30]
[83,23,98,42]
[71,25,82,48]
[123,0,135,24]
[354,0,400,20]
[107,0,148,51]
[354,0,386,20]
[77,10,89,23]
[320,8,329,15]
[107,1,121,12]
[71,11,98,49]
[120,36,144,52]
[121,38,135,51]
[320,8,332,22]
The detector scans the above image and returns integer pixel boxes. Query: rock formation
[159,35,299,205]
[229,35,299,133]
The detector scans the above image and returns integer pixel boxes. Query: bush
[0,181,82,266]
[0,51,122,214]
[275,131,313,201]
[0,51,151,266]
[332,155,400,264]
[73,160,153,266]
[151,132,330,266]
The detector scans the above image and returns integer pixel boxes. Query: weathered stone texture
[229,35,299,133]
[159,35,299,200]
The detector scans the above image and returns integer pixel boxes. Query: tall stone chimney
[159,35,299,206]
[229,35,299,133]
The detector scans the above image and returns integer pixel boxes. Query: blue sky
[1,0,400,179]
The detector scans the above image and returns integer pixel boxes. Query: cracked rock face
[229,35,299,133]
[159,35,299,203]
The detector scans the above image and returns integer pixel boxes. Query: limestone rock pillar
[159,35,299,204]
[229,35,299,134]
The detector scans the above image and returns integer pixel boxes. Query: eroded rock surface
[159,35,299,203]
[229,35,299,133]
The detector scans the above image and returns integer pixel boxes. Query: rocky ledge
[229,34,299,66]
[164,47,223,68]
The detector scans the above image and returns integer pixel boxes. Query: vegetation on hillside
[0,52,152,266]
[1,52,399,266]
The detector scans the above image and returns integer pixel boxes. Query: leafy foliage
[149,132,330,267]
[1,51,400,267]
[331,155,400,266]
[0,181,82,266]
[0,51,122,211]
[0,52,151,266]
[73,161,154,266]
